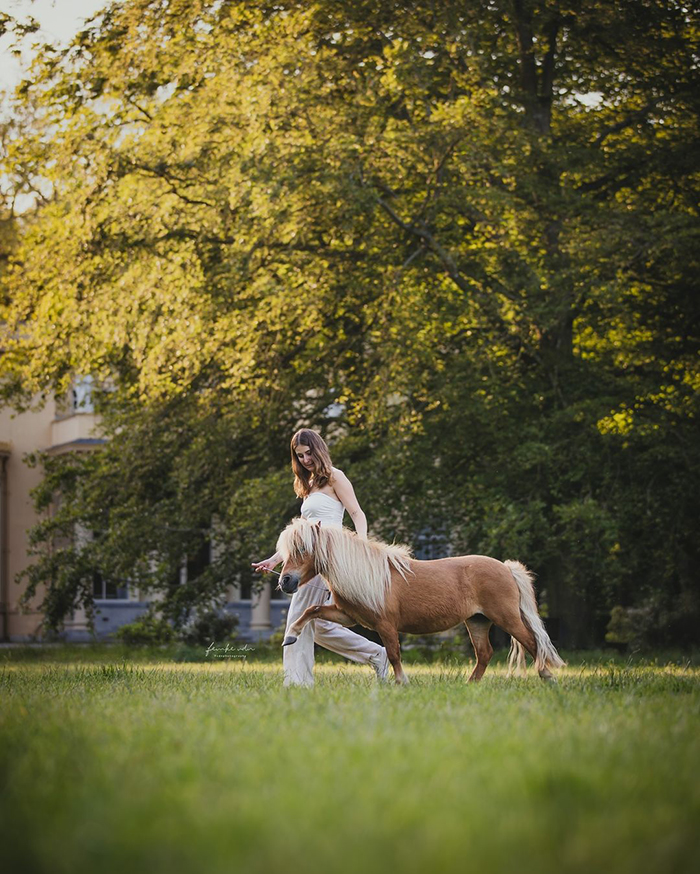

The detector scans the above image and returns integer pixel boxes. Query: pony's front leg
[282,605,356,646]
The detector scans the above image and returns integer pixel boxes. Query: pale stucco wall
[0,398,102,640]
[0,395,280,642]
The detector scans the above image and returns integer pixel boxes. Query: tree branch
[512,0,537,98]
[540,16,560,100]
[594,98,665,147]
[374,193,518,304]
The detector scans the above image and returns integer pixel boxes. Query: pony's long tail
[504,560,565,675]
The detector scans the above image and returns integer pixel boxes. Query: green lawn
[1,648,698,874]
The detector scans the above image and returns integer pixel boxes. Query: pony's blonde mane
[276,518,413,613]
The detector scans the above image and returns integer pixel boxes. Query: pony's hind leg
[511,620,556,682]
[491,609,555,682]
[464,615,494,682]
[375,624,408,685]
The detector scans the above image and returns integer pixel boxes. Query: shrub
[606,589,700,651]
[178,609,239,647]
[113,611,176,645]
[401,627,472,663]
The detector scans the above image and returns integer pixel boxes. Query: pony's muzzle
[280,573,299,594]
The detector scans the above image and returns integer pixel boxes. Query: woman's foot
[369,648,390,681]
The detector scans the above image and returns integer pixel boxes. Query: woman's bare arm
[332,468,368,539]
[251,551,282,572]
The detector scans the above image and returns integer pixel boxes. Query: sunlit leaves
[1,1,698,642]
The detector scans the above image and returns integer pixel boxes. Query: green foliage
[113,610,176,645]
[401,628,474,664]
[113,606,239,649]
[1,1,698,644]
[178,609,239,647]
[607,589,700,651]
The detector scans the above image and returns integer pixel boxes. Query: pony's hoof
[282,635,297,647]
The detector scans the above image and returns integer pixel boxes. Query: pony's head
[276,517,413,613]
[276,518,325,594]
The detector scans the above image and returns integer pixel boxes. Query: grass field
[1,647,699,874]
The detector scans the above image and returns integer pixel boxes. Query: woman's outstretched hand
[251,555,280,573]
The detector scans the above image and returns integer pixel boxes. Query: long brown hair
[291,429,334,498]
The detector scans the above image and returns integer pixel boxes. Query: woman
[252,428,389,687]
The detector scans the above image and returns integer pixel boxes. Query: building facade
[0,383,285,642]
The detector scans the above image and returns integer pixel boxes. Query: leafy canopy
[2,0,699,645]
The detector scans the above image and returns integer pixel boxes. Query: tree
[2,0,699,645]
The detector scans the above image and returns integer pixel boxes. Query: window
[186,539,211,581]
[92,572,130,600]
[55,375,95,419]
[414,530,451,561]
[72,375,94,412]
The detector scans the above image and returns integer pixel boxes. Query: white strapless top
[300,491,344,528]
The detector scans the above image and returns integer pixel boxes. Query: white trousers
[282,575,384,687]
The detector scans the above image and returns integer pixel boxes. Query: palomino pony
[277,518,564,685]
